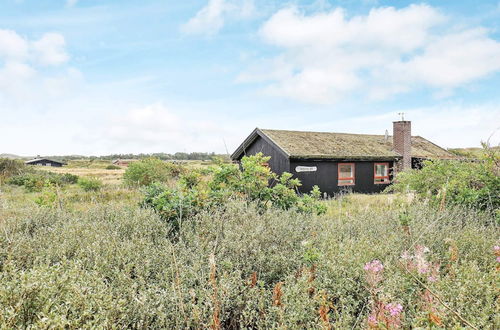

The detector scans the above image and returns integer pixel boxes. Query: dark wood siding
[26,159,63,167]
[290,160,394,195]
[237,136,289,175]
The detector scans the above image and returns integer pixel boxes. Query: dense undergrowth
[0,201,498,328]
[389,146,499,219]
[141,154,325,231]
[0,155,499,328]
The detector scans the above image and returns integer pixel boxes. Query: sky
[1,0,500,156]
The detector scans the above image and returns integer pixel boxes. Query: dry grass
[324,192,415,218]
[37,159,211,185]
[39,167,125,185]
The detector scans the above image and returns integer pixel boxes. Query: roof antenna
[398,112,405,121]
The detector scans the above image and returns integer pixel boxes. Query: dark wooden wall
[237,136,290,175]
[290,160,394,195]
[236,136,395,195]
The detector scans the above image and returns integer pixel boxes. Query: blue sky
[1,0,500,155]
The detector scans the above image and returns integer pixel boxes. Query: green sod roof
[232,128,455,160]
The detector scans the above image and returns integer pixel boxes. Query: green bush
[60,173,79,184]
[141,154,326,229]
[389,158,499,212]
[77,177,103,191]
[123,158,184,187]
[34,189,58,208]
[105,164,121,170]
[0,158,26,183]
[7,171,79,192]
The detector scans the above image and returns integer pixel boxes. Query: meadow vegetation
[0,152,498,328]
[389,145,499,217]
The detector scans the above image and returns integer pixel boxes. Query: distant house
[112,159,139,167]
[231,121,455,195]
[25,158,65,167]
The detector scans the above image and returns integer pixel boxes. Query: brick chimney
[393,120,412,170]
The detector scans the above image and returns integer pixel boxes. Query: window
[338,163,355,186]
[374,163,390,184]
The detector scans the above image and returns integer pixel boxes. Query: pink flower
[416,262,429,274]
[364,260,384,273]
[496,256,500,263]
[494,246,500,252]
[415,245,430,254]
[386,303,403,316]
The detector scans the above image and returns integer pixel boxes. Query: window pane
[375,177,389,183]
[375,164,387,176]
[339,164,353,178]
[339,179,354,185]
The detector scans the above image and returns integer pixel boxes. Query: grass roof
[259,129,454,160]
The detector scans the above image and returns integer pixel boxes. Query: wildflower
[496,256,500,263]
[415,245,430,254]
[400,251,411,260]
[364,260,384,291]
[402,245,440,281]
[367,314,377,327]
[386,303,403,316]
[364,260,384,273]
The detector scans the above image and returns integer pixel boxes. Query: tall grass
[0,199,498,328]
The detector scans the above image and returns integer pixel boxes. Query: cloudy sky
[1,0,500,156]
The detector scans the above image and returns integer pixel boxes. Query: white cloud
[0,29,29,59]
[240,4,500,104]
[66,0,78,8]
[32,32,69,66]
[182,0,255,36]
[102,103,241,153]
[0,29,78,108]
[304,105,500,148]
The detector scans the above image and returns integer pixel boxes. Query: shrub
[123,158,184,187]
[60,173,79,184]
[141,153,326,228]
[77,177,103,191]
[7,171,79,192]
[34,189,58,208]
[389,158,499,212]
[0,158,26,183]
[208,153,326,214]
[105,164,121,170]
[141,183,201,233]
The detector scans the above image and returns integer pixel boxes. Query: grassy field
[38,159,209,185]
[0,160,498,328]
[40,166,126,185]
